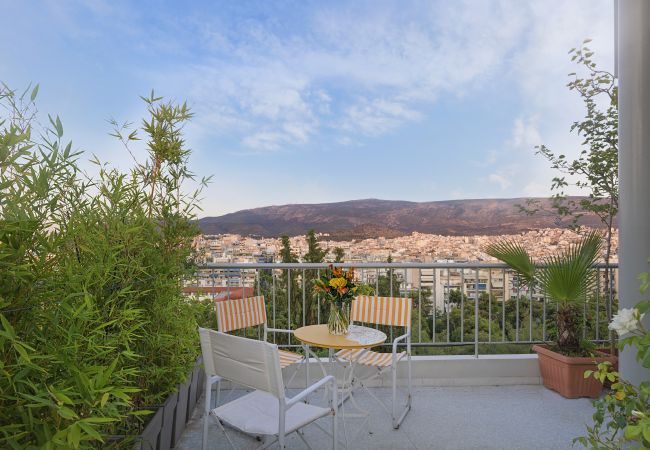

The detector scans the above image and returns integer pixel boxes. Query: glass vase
[327,303,349,335]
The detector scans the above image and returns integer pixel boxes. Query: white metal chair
[210,296,307,406]
[199,328,337,450]
[335,295,412,428]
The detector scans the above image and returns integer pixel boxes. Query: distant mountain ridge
[198,198,608,239]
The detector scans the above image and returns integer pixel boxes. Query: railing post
[475,268,479,358]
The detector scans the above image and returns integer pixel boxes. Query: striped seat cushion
[278,349,304,368]
[336,348,405,368]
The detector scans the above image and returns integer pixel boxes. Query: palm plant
[485,231,602,354]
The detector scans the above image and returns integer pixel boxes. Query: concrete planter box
[138,407,163,450]
[188,367,200,416]
[172,379,191,446]
[109,356,205,450]
[159,391,178,450]
[532,344,617,398]
[195,356,205,403]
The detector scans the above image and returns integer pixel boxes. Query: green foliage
[537,231,601,307]
[279,236,297,263]
[0,84,205,448]
[484,231,602,354]
[484,241,536,289]
[333,247,345,263]
[519,41,618,238]
[304,230,326,263]
[518,41,618,349]
[576,264,650,449]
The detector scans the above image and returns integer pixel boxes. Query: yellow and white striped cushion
[278,349,304,368]
[351,296,412,327]
[336,348,405,367]
[215,296,267,332]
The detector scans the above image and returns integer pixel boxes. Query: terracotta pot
[532,344,618,399]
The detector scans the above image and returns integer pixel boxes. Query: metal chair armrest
[267,327,293,334]
[392,332,410,365]
[286,375,336,409]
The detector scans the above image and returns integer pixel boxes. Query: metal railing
[187,262,618,357]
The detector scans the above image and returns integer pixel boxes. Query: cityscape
[194,227,619,265]
[189,227,619,304]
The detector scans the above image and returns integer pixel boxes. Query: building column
[618,0,650,386]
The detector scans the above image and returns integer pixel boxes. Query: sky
[1,0,615,217]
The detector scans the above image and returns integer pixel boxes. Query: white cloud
[149,0,610,151]
[510,116,542,150]
[523,181,550,197]
[479,0,614,199]
[488,173,512,190]
[95,0,611,160]
[241,131,286,151]
[342,98,423,136]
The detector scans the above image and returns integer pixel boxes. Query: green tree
[519,41,618,347]
[448,289,464,305]
[378,271,401,297]
[303,230,326,325]
[280,235,297,263]
[304,230,326,263]
[277,235,301,330]
[333,247,345,263]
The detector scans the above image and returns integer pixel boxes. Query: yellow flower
[329,277,347,289]
[614,390,626,401]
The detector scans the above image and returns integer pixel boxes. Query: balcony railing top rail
[199,262,618,269]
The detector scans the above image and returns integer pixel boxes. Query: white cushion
[212,390,330,436]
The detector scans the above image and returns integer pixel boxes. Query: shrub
[0,84,208,448]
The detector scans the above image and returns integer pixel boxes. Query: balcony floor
[177,384,594,450]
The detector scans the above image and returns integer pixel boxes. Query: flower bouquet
[314,265,358,335]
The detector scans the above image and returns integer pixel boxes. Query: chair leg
[392,356,412,429]
[202,379,211,450]
[332,382,338,450]
[391,364,398,429]
[216,418,237,450]
[305,347,310,389]
[215,379,221,408]
[278,408,286,449]
[407,353,412,406]
[297,430,315,450]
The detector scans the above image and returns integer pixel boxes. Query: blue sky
[1,0,614,216]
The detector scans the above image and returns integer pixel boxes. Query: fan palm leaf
[484,240,536,289]
[537,231,602,306]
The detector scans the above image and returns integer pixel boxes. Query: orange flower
[337,287,349,295]
[332,267,343,278]
[345,267,355,280]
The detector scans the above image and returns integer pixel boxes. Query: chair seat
[212,390,330,436]
[278,349,304,368]
[336,348,405,367]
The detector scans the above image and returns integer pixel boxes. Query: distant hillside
[198,198,609,239]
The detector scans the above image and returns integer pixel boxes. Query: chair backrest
[350,296,412,329]
[199,327,284,398]
[215,295,267,333]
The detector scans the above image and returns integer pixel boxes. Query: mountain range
[198,198,607,239]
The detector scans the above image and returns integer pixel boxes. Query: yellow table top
[293,324,386,349]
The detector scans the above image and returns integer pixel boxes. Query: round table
[293,324,387,438]
[293,324,386,350]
